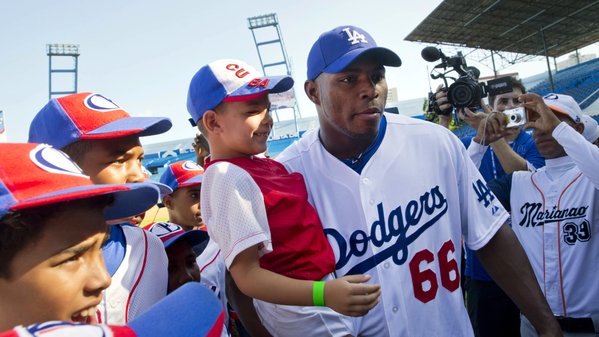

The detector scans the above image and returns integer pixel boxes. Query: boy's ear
[163,194,174,210]
[304,80,320,105]
[202,110,221,134]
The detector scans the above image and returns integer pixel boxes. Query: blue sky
[1,0,595,145]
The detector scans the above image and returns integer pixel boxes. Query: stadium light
[247,13,278,29]
[46,44,80,56]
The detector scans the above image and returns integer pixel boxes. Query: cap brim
[82,117,172,139]
[164,229,209,249]
[11,182,160,221]
[227,75,294,98]
[146,180,174,196]
[546,105,575,121]
[128,282,224,337]
[323,47,402,75]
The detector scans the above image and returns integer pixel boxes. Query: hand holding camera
[456,102,488,131]
[519,93,562,133]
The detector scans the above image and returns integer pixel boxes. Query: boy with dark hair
[146,221,208,293]
[28,92,172,324]
[0,143,159,330]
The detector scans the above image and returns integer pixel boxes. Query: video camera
[422,46,513,112]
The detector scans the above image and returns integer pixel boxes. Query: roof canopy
[405,0,599,58]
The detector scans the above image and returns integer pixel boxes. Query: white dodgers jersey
[277,113,508,337]
[510,165,599,318]
[97,225,168,324]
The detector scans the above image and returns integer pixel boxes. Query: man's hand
[324,275,381,317]
[470,103,509,145]
[434,84,452,116]
[520,93,561,134]
[457,102,488,131]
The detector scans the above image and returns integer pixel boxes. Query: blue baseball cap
[186,59,294,125]
[146,222,209,249]
[29,92,173,149]
[307,25,402,81]
[11,283,224,337]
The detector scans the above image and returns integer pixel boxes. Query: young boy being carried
[186,59,380,337]
[28,92,172,324]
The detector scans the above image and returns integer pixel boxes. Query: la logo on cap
[84,93,121,112]
[343,27,368,45]
[30,144,88,178]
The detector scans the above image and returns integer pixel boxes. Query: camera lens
[448,77,481,108]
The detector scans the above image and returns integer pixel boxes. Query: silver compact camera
[504,107,527,128]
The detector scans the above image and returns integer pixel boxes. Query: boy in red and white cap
[0,143,159,330]
[158,160,206,231]
[186,59,381,337]
[28,92,172,325]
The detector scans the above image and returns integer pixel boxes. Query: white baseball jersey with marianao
[277,113,509,337]
[506,123,599,319]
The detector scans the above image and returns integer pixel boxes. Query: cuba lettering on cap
[186,59,294,124]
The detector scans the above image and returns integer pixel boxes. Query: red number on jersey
[438,240,460,292]
[408,249,438,303]
[409,239,460,303]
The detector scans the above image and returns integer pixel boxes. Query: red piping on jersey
[200,249,221,273]
[125,229,149,322]
[530,173,547,297]
[224,231,265,262]
[556,172,583,317]
[206,310,227,337]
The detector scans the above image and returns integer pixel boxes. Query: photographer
[433,77,545,337]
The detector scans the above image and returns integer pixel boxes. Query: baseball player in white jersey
[488,93,599,336]
[276,25,561,337]
[28,93,172,324]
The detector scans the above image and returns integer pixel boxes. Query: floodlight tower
[247,13,300,136]
[47,44,80,100]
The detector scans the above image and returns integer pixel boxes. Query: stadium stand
[528,58,599,109]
